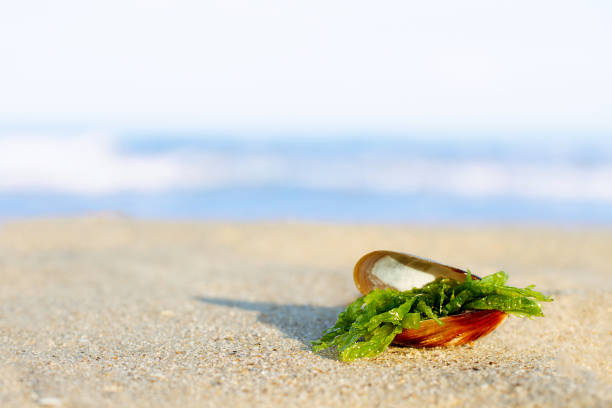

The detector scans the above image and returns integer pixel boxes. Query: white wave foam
[1,132,611,202]
[0,133,186,194]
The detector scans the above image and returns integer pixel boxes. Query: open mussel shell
[353,250,508,347]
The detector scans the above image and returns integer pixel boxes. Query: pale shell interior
[370,255,435,291]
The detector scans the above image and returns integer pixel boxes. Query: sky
[1,0,611,132]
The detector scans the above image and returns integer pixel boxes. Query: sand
[0,217,610,407]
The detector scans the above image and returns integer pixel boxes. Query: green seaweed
[312,271,552,361]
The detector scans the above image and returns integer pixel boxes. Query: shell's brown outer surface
[392,310,508,347]
[353,250,507,347]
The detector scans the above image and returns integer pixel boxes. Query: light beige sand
[0,217,610,407]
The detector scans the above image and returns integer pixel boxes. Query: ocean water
[0,133,611,224]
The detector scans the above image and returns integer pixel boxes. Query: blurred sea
[1,133,611,224]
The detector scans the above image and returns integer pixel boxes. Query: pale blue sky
[1,1,611,133]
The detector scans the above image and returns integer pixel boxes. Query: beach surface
[1,217,610,407]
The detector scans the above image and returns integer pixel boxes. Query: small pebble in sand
[37,397,63,407]
[103,384,122,392]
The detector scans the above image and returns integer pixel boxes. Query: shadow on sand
[194,296,343,356]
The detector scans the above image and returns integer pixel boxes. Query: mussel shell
[392,310,508,347]
[354,250,477,295]
[353,250,507,347]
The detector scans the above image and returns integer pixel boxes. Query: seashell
[353,250,508,347]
